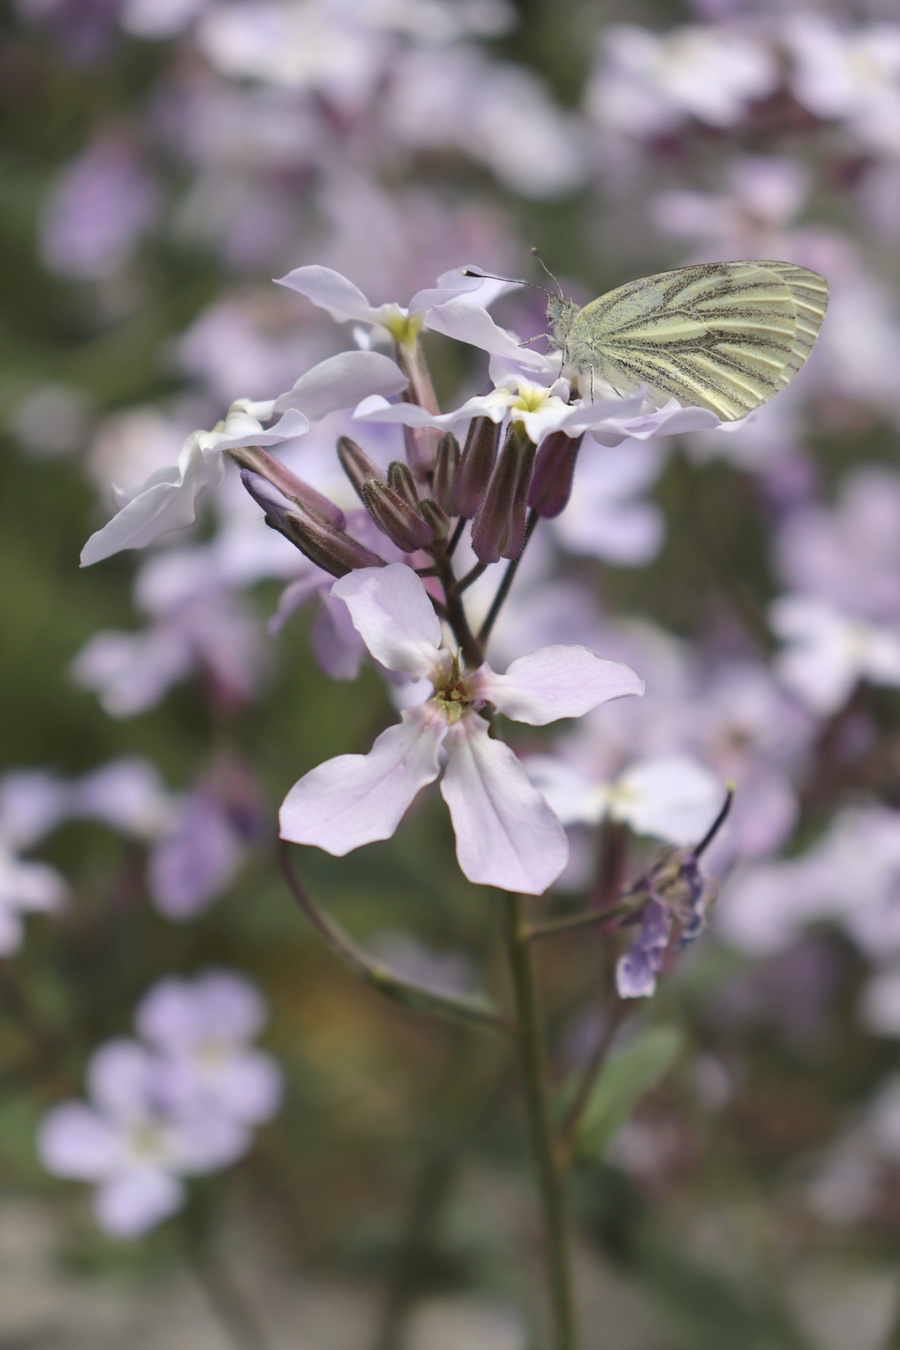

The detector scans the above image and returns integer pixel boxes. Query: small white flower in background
[38,971,281,1238]
[526,752,724,847]
[279,564,644,895]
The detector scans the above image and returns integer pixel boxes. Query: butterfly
[467,258,829,422]
[545,259,829,421]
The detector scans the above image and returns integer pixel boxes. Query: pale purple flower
[135,971,282,1124]
[280,564,644,894]
[719,805,900,959]
[775,467,900,625]
[526,752,724,847]
[80,401,310,567]
[70,591,266,716]
[0,845,67,956]
[384,44,588,197]
[38,1039,249,1237]
[784,16,900,156]
[148,788,246,920]
[81,348,406,566]
[39,137,160,279]
[357,373,722,450]
[587,24,778,137]
[275,263,509,342]
[548,439,666,565]
[68,758,174,838]
[770,594,900,716]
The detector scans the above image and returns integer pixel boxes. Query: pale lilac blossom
[39,136,161,279]
[80,402,309,567]
[38,1039,249,1237]
[526,753,723,847]
[135,971,282,1122]
[770,594,900,716]
[588,24,778,137]
[280,564,644,894]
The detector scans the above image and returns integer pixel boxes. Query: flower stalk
[501,892,578,1350]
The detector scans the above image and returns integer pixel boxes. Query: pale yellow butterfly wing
[565,260,829,421]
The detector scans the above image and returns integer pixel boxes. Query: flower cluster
[38,971,282,1236]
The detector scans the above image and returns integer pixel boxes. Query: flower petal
[331,564,443,674]
[80,454,220,566]
[95,1169,185,1237]
[440,715,568,894]
[480,645,644,725]
[275,265,388,325]
[38,1103,120,1180]
[607,755,724,845]
[279,707,445,855]
[274,350,408,420]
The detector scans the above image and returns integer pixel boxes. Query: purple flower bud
[231,446,345,528]
[282,505,387,578]
[337,435,383,501]
[419,498,450,541]
[529,432,584,519]
[432,433,460,514]
[471,426,537,564]
[387,460,420,511]
[362,480,434,553]
[455,416,499,517]
[616,898,671,999]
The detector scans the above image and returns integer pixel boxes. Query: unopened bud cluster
[234,354,587,577]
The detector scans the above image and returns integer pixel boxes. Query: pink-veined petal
[331,564,443,674]
[279,707,445,855]
[479,645,644,726]
[440,715,568,895]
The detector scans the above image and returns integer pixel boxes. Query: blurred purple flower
[38,1039,249,1237]
[39,136,160,279]
[148,786,247,920]
[135,970,282,1123]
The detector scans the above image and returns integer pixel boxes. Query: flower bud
[528,432,584,519]
[455,417,499,517]
[387,460,420,511]
[471,425,536,564]
[432,432,460,514]
[281,503,386,577]
[419,498,450,541]
[338,435,382,502]
[362,480,433,553]
[231,447,345,527]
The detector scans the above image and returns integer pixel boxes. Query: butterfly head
[545,293,580,349]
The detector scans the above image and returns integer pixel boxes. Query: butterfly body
[545,260,829,421]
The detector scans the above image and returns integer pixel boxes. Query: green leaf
[573,1026,684,1163]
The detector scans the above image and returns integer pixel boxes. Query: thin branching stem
[478,508,539,646]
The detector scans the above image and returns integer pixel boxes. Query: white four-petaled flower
[279,564,644,894]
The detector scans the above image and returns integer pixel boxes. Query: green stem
[501,893,577,1350]
[478,508,539,646]
[526,902,631,941]
[279,841,508,1035]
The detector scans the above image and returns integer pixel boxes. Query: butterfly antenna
[462,267,558,298]
[531,248,564,298]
